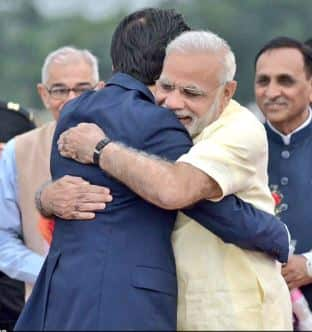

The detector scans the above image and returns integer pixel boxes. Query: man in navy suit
[16,8,289,331]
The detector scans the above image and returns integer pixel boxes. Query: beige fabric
[173,100,292,330]
[15,121,56,300]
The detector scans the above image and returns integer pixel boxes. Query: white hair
[41,46,100,84]
[166,30,236,83]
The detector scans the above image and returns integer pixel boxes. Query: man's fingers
[58,211,95,220]
[281,269,288,277]
[60,146,76,157]
[283,273,293,284]
[70,211,96,220]
[288,281,295,290]
[87,184,111,193]
[59,149,70,158]
[61,175,89,185]
[78,122,90,128]
[58,132,65,144]
[75,183,112,196]
[76,193,112,203]
[77,203,107,212]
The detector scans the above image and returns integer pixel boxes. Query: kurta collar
[106,72,155,102]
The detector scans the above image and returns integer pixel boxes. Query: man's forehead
[256,48,306,75]
[159,74,200,86]
[46,60,94,86]
[162,52,220,87]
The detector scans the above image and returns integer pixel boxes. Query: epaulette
[0,100,34,122]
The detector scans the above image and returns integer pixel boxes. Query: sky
[33,0,163,20]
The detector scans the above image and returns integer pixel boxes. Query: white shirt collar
[267,108,312,145]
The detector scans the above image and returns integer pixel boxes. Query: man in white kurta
[173,99,292,330]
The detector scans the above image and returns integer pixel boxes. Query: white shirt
[267,108,312,145]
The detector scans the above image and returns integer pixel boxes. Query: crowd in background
[1,6,312,331]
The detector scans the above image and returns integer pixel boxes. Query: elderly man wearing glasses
[0,46,107,302]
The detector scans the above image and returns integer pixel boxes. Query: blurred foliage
[0,0,311,112]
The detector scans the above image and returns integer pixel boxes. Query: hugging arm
[184,195,289,263]
[57,121,289,263]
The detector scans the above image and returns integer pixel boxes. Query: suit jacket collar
[106,73,155,102]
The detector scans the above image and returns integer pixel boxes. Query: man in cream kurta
[173,99,292,330]
[55,30,292,330]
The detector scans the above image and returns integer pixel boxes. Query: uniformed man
[0,101,35,157]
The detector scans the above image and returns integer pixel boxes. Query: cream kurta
[173,100,292,330]
[15,121,55,300]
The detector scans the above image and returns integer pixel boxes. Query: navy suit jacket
[15,73,289,331]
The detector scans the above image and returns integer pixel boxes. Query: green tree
[0,0,311,112]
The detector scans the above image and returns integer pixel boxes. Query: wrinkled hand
[40,175,112,220]
[58,123,107,164]
[282,254,312,289]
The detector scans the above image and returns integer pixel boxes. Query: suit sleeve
[138,106,289,263]
[139,106,193,161]
[183,196,289,263]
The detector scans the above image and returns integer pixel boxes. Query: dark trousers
[0,272,24,331]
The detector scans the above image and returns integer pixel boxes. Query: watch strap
[93,138,111,165]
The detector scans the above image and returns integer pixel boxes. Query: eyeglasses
[45,83,96,100]
[156,78,226,99]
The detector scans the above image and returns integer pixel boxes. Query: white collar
[267,108,312,145]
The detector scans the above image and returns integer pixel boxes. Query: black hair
[110,7,190,85]
[255,36,312,78]
[304,38,312,49]
[0,101,36,142]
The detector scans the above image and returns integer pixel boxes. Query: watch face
[93,138,111,164]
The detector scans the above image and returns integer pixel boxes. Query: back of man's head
[110,7,190,85]
[0,101,36,143]
[255,36,312,78]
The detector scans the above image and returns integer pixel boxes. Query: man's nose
[66,89,77,102]
[164,89,184,110]
[265,81,282,99]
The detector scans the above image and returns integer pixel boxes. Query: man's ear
[221,80,237,110]
[95,80,105,90]
[37,83,50,109]
[308,77,312,104]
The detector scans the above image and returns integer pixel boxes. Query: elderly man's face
[255,47,312,133]
[37,59,102,121]
[155,51,236,137]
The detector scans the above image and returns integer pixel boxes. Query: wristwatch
[93,138,111,165]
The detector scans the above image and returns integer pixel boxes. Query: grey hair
[166,30,236,83]
[41,46,100,84]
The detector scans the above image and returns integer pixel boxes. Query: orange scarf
[38,216,55,245]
